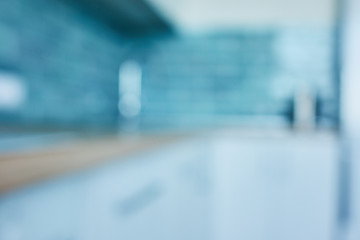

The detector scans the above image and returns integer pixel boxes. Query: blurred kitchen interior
[0,0,360,239]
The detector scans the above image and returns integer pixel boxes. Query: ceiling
[146,0,337,34]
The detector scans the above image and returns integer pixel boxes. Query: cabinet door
[76,139,212,240]
[76,150,171,240]
[212,136,338,240]
[0,175,87,240]
[159,140,212,240]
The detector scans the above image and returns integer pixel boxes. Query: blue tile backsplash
[0,0,127,127]
[140,30,335,128]
[0,0,337,129]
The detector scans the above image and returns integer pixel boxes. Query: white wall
[342,0,360,137]
[342,1,360,239]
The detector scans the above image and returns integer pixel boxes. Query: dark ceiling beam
[65,0,173,36]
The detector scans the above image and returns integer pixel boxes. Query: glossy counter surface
[0,132,187,194]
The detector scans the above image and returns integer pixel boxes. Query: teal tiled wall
[0,0,337,129]
[140,29,335,128]
[0,0,129,128]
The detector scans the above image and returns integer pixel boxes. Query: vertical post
[339,0,360,239]
[333,0,349,237]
